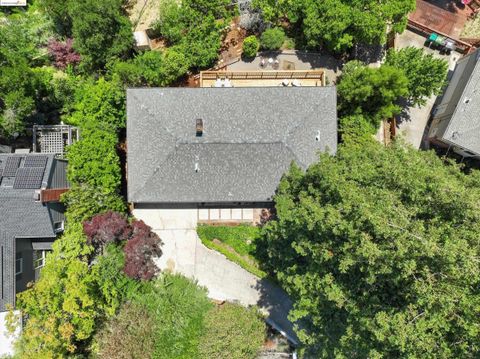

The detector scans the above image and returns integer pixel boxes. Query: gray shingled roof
[441,50,480,155]
[127,87,337,203]
[0,154,57,311]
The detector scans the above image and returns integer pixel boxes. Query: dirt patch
[462,15,480,38]
[126,0,161,31]
[218,17,247,67]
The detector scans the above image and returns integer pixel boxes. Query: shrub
[94,302,156,359]
[136,274,213,358]
[124,220,162,281]
[47,38,81,69]
[93,244,139,317]
[62,184,126,224]
[83,211,130,254]
[242,35,259,58]
[260,27,285,50]
[199,303,266,359]
[66,77,126,129]
[339,115,378,139]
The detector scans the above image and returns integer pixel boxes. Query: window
[53,221,64,233]
[15,252,23,276]
[34,250,48,269]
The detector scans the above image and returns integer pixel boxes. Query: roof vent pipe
[196,118,203,136]
[315,130,321,142]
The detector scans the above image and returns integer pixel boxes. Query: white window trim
[54,221,65,234]
[34,250,48,270]
[15,255,23,276]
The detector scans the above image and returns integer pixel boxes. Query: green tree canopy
[258,138,480,357]
[69,0,133,72]
[337,61,409,127]
[0,10,58,136]
[153,0,233,70]
[108,49,189,87]
[385,47,448,106]
[14,224,97,357]
[253,0,415,52]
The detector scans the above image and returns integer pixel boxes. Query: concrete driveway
[394,30,460,148]
[133,208,300,345]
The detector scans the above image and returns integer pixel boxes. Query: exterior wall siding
[0,231,14,312]
[15,239,35,294]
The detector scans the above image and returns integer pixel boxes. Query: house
[429,48,480,159]
[0,154,68,312]
[127,87,337,224]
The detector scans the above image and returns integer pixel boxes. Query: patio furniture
[291,79,301,87]
[259,58,266,68]
[273,59,280,70]
[268,58,274,65]
[282,79,289,86]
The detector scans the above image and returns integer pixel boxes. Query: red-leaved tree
[124,220,162,281]
[83,211,131,255]
[47,38,81,69]
[83,213,163,280]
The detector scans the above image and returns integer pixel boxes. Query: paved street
[133,208,300,345]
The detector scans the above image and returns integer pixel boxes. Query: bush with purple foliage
[47,38,81,69]
[83,212,162,280]
[83,211,131,255]
[124,220,162,281]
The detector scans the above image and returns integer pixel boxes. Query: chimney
[196,118,203,136]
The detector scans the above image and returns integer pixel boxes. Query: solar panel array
[3,157,22,177]
[13,167,45,189]
[24,155,48,168]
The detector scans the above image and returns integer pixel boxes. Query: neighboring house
[127,87,337,224]
[429,48,480,159]
[0,154,68,312]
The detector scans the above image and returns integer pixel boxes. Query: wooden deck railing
[200,70,325,85]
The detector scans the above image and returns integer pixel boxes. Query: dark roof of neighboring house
[127,87,337,203]
[436,49,480,155]
[0,154,58,238]
[0,154,67,311]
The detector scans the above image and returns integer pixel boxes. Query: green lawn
[196,224,266,278]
